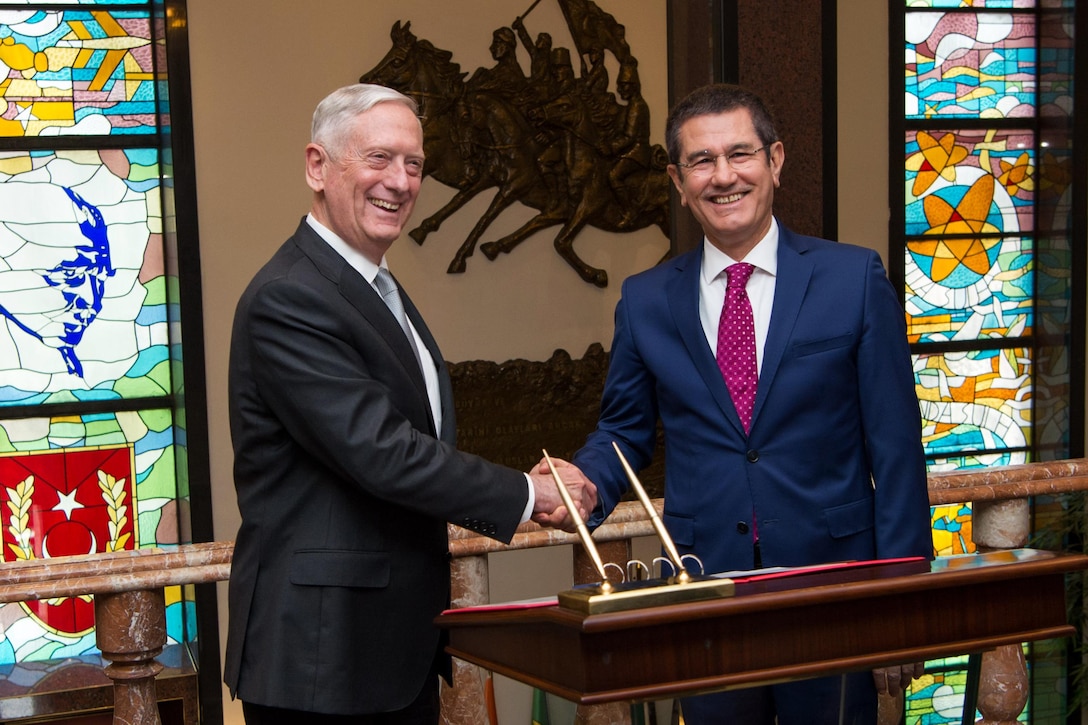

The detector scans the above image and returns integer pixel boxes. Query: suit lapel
[290,222,434,427]
[752,226,813,428]
[666,247,746,433]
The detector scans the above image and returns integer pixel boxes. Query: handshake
[527,456,598,533]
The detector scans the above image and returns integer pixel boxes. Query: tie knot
[374,267,397,298]
[726,262,754,289]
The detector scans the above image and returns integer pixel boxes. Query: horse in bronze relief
[361,21,669,287]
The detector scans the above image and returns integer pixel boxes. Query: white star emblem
[14,103,37,132]
[52,489,83,520]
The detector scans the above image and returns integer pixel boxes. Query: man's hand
[527,457,598,533]
[872,662,924,697]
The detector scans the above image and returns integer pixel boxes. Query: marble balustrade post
[442,551,492,725]
[94,588,166,725]
[972,497,1032,725]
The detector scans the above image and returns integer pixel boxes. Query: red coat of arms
[1,445,138,636]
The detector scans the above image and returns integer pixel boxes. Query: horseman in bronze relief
[360,0,669,288]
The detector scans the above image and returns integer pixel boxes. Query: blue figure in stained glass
[0,187,114,377]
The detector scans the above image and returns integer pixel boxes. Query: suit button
[746,449,759,463]
[736,522,750,535]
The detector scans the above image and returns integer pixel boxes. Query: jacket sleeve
[573,279,660,528]
[856,251,934,560]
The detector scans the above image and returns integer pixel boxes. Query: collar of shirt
[700,217,780,286]
[306,213,386,284]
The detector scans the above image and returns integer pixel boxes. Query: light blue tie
[374,268,423,369]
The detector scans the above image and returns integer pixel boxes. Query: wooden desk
[437,549,1088,704]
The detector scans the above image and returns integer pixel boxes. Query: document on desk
[717,556,929,583]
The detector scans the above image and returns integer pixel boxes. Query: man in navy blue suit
[566,84,933,724]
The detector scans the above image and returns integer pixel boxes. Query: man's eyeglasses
[674,145,769,175]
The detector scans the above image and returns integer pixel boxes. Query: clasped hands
[527,457,597,533]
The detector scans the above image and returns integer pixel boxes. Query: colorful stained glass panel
[905,649,1031,724]
[1037,146,1072,231]
[905,666,975,724]
[931,503,973,556]
[915,348,1032,457]
[905,235,1031,343]
[927,451,1028,470]
[2,1,148,5]
[907,1,1035,7]
[905,129,1035,236]
[1038,26,1073,117]
[0,410,187,664]
[906,11,1036,118]
[0,8,158,137]
[1,445,136,636]
[0,149,171,406]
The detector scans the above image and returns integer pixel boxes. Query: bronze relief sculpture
[361,0,669,288]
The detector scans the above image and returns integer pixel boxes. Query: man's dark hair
[665,83,779,165]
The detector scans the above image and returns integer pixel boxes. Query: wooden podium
[436,549,1088,704]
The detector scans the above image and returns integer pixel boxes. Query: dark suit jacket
[574,224,933,574]
[224,219,528,714]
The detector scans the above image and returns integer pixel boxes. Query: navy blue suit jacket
[574,224,933,574]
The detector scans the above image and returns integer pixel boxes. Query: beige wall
[187,2,888,722]
[836,2,890,262]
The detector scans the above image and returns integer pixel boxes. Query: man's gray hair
[311,84,419,158]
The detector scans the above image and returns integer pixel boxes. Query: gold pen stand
[558,575,735,614]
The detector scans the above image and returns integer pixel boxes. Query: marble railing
[1,459,1086,724]
[0,542,232,725]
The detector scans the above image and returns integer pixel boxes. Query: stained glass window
[915,348,1033,456]
[0,150,171,404]
[0,412,189,660]
[0,9,160,137]
[0,0,208,679]
[906,12,1036,118]
[907,1,1036,7]
[895,0,1078,721]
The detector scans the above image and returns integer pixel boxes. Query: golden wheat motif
[98,469,130,552]
[5,475,35,560]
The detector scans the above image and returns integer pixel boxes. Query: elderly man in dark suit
[225,83,595,725]
[565,84,933,724]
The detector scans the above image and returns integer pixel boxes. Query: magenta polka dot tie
[717,263,757,433]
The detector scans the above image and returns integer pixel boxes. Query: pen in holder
[548,445,736,614]
[542,449,621,593]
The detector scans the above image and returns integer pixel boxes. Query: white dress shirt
[699,219,780,373]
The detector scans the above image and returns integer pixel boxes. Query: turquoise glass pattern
[914,348,1033,458]
[906,12,1036,118]
[907,1,1035,7]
